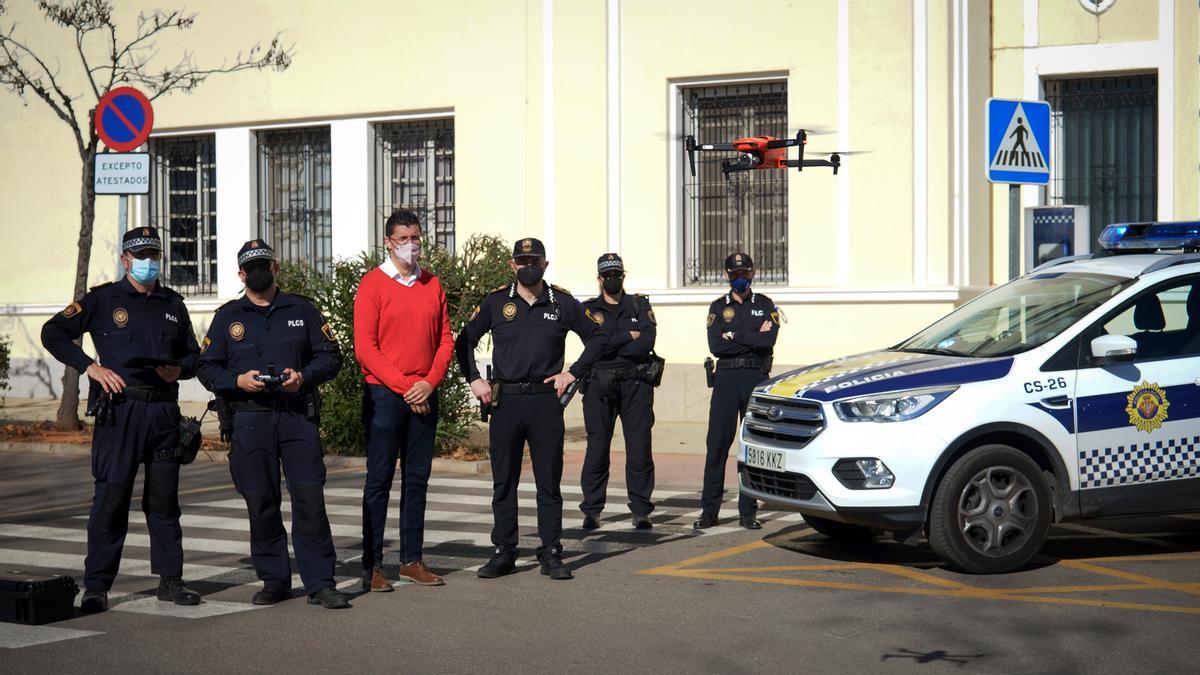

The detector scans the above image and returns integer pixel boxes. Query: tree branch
[0,27,85,156]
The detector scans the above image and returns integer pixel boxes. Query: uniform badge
[706,313,715,328]
[1125,381,1169,433]
[502,302,517,321]
[141,227,150,236]
[112,308,129,328]
[250,240,259,248]
[722,307,736,323]
[61,302,82,318]
[647,309,656,325]
[229,322,246,341]
[321,323,337,342]
[200,336,211,354]
[587,308,604,325]
[520,239,533,253]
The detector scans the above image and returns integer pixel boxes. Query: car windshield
[895,272,1134,358]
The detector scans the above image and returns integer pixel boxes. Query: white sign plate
[94,152,150,195]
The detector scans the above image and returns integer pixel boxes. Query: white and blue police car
[740,221,1200,573]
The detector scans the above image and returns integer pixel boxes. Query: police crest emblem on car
[1125,381,1169,433]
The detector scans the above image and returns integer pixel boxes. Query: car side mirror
[1090,334,1137,365]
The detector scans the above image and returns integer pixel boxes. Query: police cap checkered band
[725,252,754,272]
[237,239,276,267]
[597,252,624,274]
[122,226,162,252]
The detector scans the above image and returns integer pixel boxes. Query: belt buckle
[518,382,533,395]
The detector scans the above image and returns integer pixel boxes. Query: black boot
[157,576,201,606]
[80,588,108,613]
[692,512,719,530]
[477,549,517,579]
[251,585,291,606]
[632,514,653,530]
[739,514,762,530]
[307,587,352,609]
[581,514,601,530]
[538,551,573,580]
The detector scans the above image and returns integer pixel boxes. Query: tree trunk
[54,140,98,431]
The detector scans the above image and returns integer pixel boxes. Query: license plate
[745,446,785,472]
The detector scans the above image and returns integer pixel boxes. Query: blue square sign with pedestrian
[986,98,1051,185]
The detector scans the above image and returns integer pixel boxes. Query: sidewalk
[1,398,721,485]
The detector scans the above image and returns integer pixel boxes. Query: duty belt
[495,382,557,395]
[715,357,766,370]
[230,398,307,413]
[118,386,177,403]
[591,366,641,380]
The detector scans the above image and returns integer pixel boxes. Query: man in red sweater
[354,209,454,590]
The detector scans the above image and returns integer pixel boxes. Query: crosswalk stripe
[0,523,249,555]
[426,476,696,500]
[0,623,103,649]
[187,496,716,520]
[0,547,236,582]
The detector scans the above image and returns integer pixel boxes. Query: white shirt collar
[380,256,421,287]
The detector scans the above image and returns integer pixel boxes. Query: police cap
[597,252,624,275]
[122,226,162,253]
[237,239,276,268]
[513,237,546,259]
[725,252,754,272]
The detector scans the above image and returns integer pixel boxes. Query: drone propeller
[819,150,871,156]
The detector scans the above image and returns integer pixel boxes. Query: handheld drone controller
[254,373,285,385]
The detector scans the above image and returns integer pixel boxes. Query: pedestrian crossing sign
[986,98,1051,185]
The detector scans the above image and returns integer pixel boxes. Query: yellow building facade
[1,0,1196,422]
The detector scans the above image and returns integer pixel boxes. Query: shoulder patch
[60,301,83,318]
[321,323,337,342]
[468,305,480,321]
[706,313,715,328]
[200,336,211,354]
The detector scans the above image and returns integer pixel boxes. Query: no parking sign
[94,87,154,152]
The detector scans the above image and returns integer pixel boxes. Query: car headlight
[833,386,958,423]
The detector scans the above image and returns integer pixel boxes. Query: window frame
[255,125,333,275]
[372,118,455,253]
[1073,273,1200,368]
[148,133,218,297]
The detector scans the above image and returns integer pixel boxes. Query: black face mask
[516,264,544,288]
[602,276,624,296]
[245,267,275,293]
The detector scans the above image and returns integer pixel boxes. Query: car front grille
[742,465,818,501]
[744,395,825,448]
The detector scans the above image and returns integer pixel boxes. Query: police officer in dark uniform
[455,237,609,580]
[196,240,350,609]
[578,253,657,530]
[694,252,780,531]
[41,226,202,612]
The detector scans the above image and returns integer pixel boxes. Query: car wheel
[802,514,877,540]
[928,444,1051,574]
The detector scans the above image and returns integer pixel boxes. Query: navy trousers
[85,399,183,591]
[229,410,336,595]
[361,384,438,570]
[489,391,564,558]
[701,367,764,517]
[580,378,656,518]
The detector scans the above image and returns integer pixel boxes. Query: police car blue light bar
[1098,220,1200,251]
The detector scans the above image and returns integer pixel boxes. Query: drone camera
[737,153,761,169]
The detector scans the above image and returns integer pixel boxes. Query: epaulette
[160,286,183,300]
[88,281,115,292]
[289,292,316,303]
[550,284,573,296]
[582,296,601,306]
[490,283,511,294]
[215,298,240,313]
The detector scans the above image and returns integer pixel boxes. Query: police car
[739,221,1200,573]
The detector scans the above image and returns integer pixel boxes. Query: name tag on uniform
[631,318,639,323]
[164,313,179,323]
[543,313,559,321]
[288,319,305,328]
[750,310,764,317]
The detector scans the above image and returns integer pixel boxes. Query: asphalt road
[0,451,1197,673]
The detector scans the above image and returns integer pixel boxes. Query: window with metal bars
[1045,75,1157,244]
[256,127,333,274]
[374,119,455,252]
[681,81,788,286]
[149,134,218,296]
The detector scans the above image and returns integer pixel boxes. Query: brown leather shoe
[397,561,445,586]
[366,567,394,592]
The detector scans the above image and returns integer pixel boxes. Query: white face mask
[393,242,420,266]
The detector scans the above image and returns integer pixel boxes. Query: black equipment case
[0,571,79,625]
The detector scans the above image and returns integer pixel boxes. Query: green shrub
[0,334,11,406]
[277,234,511,456]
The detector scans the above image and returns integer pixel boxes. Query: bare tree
[0,0,293,429]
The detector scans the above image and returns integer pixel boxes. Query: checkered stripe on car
[1079,436,1200,489]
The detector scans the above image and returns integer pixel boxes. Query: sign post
[986,98,1051,280]
[93,87,155,279]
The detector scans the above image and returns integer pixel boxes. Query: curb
[0,441,491,476]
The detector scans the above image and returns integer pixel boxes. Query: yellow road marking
[858,563,974,590]
[689,564,863,573]
[639,539,771,574]
[648,567,1200,615]
[1060,560,1200,597]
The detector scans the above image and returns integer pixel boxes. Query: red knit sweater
[353,267,454,394]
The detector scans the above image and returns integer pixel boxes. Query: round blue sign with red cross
[94,87,154,152]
